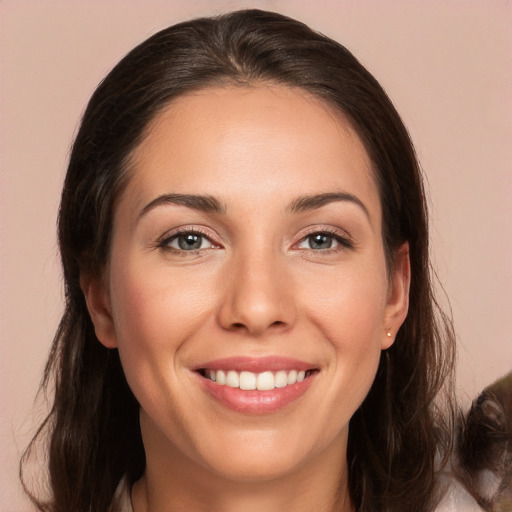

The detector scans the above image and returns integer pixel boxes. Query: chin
[204,448,308,483]
[193,429,300,479]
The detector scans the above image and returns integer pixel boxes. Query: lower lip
[199,374,316,414]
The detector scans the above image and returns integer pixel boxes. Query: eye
[296,231,352,251]
[299,233,334,250]
[160,231,216,252]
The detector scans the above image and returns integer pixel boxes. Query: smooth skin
[82,85,410,512]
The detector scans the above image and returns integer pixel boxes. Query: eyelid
[292,226,354,250]
[156,225,223,251]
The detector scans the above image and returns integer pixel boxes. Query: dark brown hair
[22,9,456,512]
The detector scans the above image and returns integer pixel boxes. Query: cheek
[110,258,213,341]
[299,261,387,412]
[107,260,215,402]
[304,260,388,349]
[318,283,384,391]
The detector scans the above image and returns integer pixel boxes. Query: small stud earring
[385,327,392,337]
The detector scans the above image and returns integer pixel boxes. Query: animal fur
[458,372,512,512]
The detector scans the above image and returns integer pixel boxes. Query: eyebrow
[138,190,369,220]
[139,193,226,218]
[286,192,370,219]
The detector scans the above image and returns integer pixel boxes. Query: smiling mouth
[197,369,317,391]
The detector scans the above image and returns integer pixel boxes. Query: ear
[80,273,118,348]
[382,242,410,349]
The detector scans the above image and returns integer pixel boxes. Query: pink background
[1,1,511,509]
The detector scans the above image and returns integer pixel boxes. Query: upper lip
[193,356,316,373]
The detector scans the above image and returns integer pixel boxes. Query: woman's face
[84,85,409,483]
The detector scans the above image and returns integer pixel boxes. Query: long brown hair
[22,9,456,511]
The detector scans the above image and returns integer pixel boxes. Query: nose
[217,250,296,336]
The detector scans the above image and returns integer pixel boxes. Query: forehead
[124,85,379,218]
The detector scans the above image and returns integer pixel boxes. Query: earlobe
[80,273,118,349]
[382,242,411,349]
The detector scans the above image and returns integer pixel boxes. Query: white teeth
[257,371,275,390]
[205,369,312,390]
[239,371,256,390]
[287,370,297,385]
[274,370,288,388]
[226,371,239,388]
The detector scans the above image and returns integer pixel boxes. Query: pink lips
[194,356,314,373]
[194,356,318,414]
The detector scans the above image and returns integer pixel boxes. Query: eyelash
[294,228,354,252]
[156,226,353,256]
[157,227,220,255]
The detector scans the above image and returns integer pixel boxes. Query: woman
[22,9,462,512]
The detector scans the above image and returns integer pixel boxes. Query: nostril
[227,319,287,334]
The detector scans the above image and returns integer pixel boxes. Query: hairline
[107,79,394,271]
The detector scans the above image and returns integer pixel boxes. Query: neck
[133,472,353,512]
[132,420,354,512]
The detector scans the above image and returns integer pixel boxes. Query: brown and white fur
[457,372,512,512]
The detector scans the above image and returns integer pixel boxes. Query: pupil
[310,234,332,249]
[178,234,202,250]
